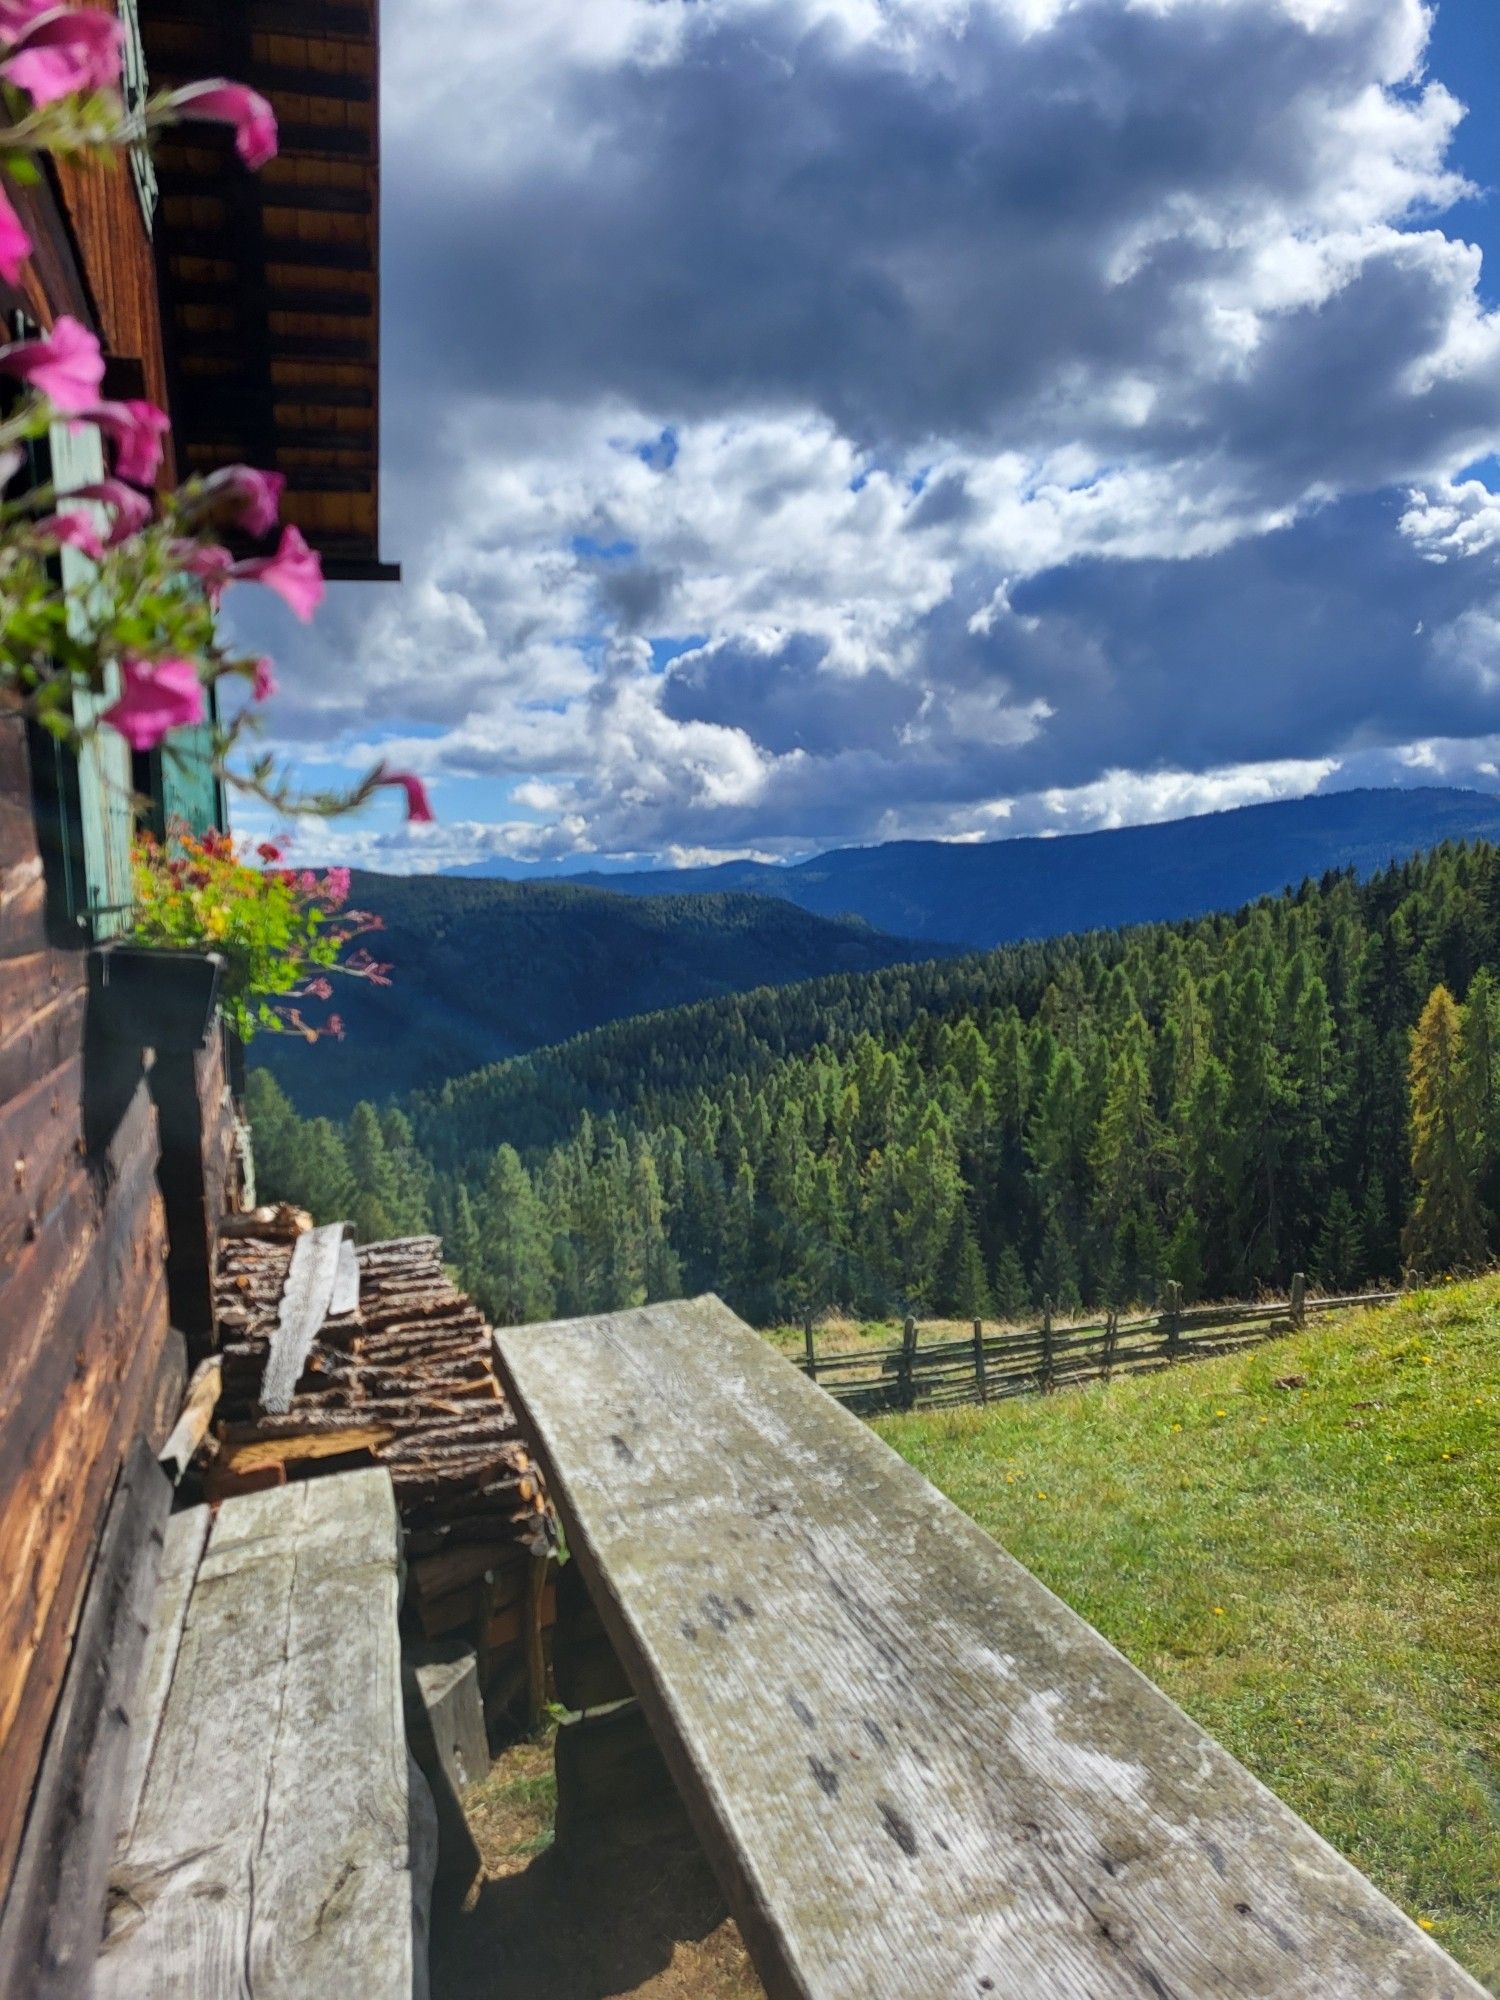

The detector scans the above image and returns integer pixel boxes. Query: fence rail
[797,1276,1400,1418]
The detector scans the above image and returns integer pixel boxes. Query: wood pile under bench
[495,1293,1488,2000]
[207,1218,557,1714]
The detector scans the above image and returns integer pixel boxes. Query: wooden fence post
[1103,1308,1117,1383]
[1040,1298,1054,1393]
[804,1315,817,1382]
[1290,1271,1306,1331]
[899,1315,918,1410]
[973,1318,987,1404]
[1165,1280,1183,1361]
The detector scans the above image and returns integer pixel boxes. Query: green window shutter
[145,687,225,842]
[47,419,136,939]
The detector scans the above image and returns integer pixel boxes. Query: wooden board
[0,1440,172,2000]
[258,1222,346,1414]
[495,1295,1488,2000]
[98,1468,435,2000]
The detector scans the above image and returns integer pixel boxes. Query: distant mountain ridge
[254,874,941,1119]
[489,787,1500,949]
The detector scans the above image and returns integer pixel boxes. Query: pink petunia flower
[0,5,122,103]
[376,767,435,823]
[322,866,351,905]
[34,506,104,561]
[229,524,323,621]
[0,0,58,39]
[74,477,152,543]
[199,463,284,537]
[84,398,171,484]
[256,840,284,863]
[161,79,277,169]
[250,656,277,701]
[0,183,30,286]
[101,657,205,751]
[0,315,104,413]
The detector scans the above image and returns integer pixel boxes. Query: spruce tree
[1312,1189,1363,1290]
[346,1101,399,1242]
[1402,985,1488,1275]
[992,1243,1030,1322]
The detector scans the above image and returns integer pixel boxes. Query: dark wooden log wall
[152,1030,239,1356]
[0,715,174,1907]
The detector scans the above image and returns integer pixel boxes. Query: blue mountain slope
[511,788,1500,949]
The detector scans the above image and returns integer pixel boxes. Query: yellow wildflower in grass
[1419,1919,1435,1932]
[1214,1409,1227,1419]
[1212,1606,1225,1616]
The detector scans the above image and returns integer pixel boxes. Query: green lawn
[874,1279,1500,1991]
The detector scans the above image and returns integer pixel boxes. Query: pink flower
[0,183,29,286]
[101,657,205,751]
[0,1,58,38]
[74,477,152,543]
[85,398,170,484]
[376,767,435,823]
[200,464,284,537]
[256,840,284,863]
[250,656,277,701]
[34,506,104,561]
[306,976,333,1001]
[0,5,122,104]
[229,524,323,621]
[322,866,351,905]
[173,539,233,588]
[0,315,104,413]
[161,79,277,169]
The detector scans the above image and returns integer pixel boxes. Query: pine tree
[1163,1207,1206,1302]
[946,1217,994,1319]
[1312,1189,1363,1290]
[476,1145,556,1324]
[1402,985,1488,1275]
[1034,1212,1081,1314]
[992,1243,1030,1321]
[346,1101,399,1242]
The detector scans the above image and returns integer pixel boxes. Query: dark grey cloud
[244,0,1500,867]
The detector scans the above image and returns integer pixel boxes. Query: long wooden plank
[98,1468,434,2000]
[495,1296,1487,2000]
[0,1440,172,2000]
[258,1222,346,1414]
[112,1507,211,1851]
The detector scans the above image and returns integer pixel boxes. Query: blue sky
[237,0,1500,874]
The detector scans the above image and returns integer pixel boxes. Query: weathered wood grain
[99,1469,434,2000]
[259,1221,346,1414]
[331,1236,360,1318]
[0,1440,171,2000]
[495,1295,1488,2000]
[0,1080,170,1903]
[113,1507,211,1852]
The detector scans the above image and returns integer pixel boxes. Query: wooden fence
[797,1275,1400,1418]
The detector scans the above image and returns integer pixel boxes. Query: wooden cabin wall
[0,714,174,1905]
[152,1029,240,1355]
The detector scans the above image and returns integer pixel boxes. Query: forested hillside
[249,841,1500,1329]
[490,787,1500,948]
[254,872,940,1118]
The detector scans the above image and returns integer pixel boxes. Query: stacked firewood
[210,1216,555,1657]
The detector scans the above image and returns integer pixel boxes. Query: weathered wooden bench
[496,1294,1487,2000]
[96,1467,435,2000]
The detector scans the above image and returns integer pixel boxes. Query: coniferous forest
[247,841,1500,1329]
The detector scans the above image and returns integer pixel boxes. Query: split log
[159,1356,222,1484]
[259,1224,346,1415]
[217,1424,395,1478]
